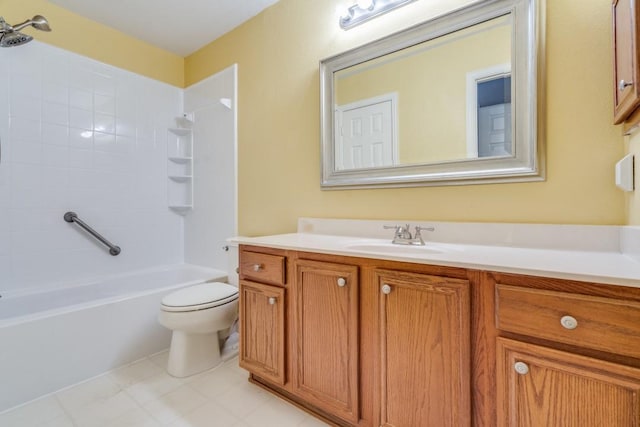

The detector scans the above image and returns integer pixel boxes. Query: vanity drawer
[496,284,640,359]
[240,251,286,286]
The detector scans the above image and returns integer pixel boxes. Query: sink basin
[344,242,449,255]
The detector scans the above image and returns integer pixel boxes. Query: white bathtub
[0,264,227,412]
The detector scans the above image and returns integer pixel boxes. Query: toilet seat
[161,282,239,313]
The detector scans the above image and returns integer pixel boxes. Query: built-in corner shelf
[167,121,194,214]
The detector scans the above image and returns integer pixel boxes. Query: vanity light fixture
[339,0,417,30]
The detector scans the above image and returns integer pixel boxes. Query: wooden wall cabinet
[612,0,640,130]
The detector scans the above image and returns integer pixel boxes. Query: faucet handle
[413,226,434,245]
[384,224,413,242]
[384,224,405,234]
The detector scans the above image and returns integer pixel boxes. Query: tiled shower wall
[0,42,184,295]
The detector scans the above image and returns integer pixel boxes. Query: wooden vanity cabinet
[238,248,287,385]
[497,338,640,427]
[239,244,640,426]
[493,273,640,427]
[375,269,471,427]
[291,259,360,425]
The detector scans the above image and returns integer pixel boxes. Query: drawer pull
[268,297,277,305]
[381,284,392,295]
[253,264,262,272]
[514,362,529,375]
[337,277,346,287]
[560,315,578,330]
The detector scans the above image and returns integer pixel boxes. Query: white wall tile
[0,42,203,296]
[43,101,69,126]
[69,108,93,130]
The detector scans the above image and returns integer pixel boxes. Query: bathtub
[0,264,227,412]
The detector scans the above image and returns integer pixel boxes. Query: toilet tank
[226,241,239,287]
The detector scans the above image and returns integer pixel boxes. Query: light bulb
[357,0,374,10]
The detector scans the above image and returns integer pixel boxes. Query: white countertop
[231,218,640,288]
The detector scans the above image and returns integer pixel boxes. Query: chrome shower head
[0,31,33,47]
[13,15,51,32]
[0,14,50,48]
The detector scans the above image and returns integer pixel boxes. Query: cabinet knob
[514,361,529,375]
[253,264,262,272]
[337,277,347,287]
[268,297,277,305]
[560,315,578,330]
[381,284,392,295]
[619,79,634,91]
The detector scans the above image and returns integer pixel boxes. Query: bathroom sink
[344,242,450,256]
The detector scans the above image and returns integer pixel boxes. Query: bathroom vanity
[234,219,640,427]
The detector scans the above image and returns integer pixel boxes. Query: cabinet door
[613,0,640,123]
[239,280,286,385]
[376,269,471,427]
[497,338,640,427]
[291,260,359,425]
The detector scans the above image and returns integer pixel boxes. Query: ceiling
[48,0,281,56]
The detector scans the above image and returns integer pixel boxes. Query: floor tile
[124,372,185,406]
[168,401,239,427]
[142,385,207,425]
[108,358,164,388]
[299,415,332,426]
[105,407,161,427]
[0,395,65,427]
[38,415,76,427]
[243,397,308,427]
[65,390,139,427]
[149,350,170,369]
[56,375,121,412]
[188,365,245,399]
[210,381,274,419]
[3,353,333,427]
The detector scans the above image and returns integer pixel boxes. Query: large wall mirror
[320,0,544,189]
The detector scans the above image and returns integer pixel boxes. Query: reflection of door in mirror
[335,93,398,171]
[466,68,512,158]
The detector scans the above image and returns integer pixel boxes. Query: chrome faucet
[384,224,434,245]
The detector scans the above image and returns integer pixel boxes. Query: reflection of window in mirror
[465,64,512,159]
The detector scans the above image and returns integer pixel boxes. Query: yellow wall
[336,18,510,163]
[186,0,625,236]
[7,0,628,233]
[2,0,184,86]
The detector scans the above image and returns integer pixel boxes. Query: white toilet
[158,281,239,377]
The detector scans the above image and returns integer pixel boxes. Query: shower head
[0,15,50,48]
[0,31,33,47]
[13,15,51,32]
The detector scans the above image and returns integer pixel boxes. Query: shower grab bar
[64,211,121,256]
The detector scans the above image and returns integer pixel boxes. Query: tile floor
[0,352,329,427]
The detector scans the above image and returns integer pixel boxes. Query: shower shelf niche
[167,124,194,214]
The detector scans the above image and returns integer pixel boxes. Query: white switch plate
[615,154,634,192]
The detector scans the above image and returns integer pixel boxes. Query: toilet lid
[161,282,238,310]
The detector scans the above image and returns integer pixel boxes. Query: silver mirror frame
[320,0,545,189]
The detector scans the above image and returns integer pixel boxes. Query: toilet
[158,281,239,377]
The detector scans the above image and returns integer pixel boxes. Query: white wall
[0,42,184,296]
[183,65,237,270]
